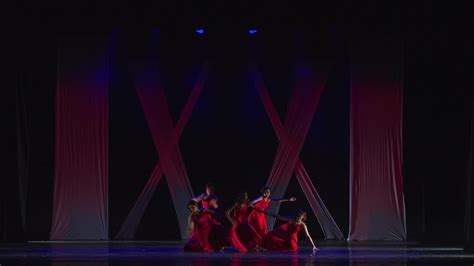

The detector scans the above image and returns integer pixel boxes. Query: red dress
[227,204,259,252]
[184,211,221,252]
[247,199,270,244]
[261,222,303,252]
[200,193,217,209]
[201,197,211,209]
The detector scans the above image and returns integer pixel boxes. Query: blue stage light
[249,29,257,35]
[195,29,204,35]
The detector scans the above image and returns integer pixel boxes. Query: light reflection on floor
[0,241,473,265]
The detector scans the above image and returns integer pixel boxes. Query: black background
[3,1,472,243]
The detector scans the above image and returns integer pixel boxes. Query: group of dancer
[184,183,318,253]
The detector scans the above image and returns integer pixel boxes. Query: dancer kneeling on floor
[247,186,296,247]
[258,209,318,253]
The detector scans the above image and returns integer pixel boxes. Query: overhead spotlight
[248,29,257,35]
[195,29,205,35]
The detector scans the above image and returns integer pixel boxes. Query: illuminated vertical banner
[51,36,111,240]
[349,37,406,240]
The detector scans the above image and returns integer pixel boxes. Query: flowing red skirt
[227,223,259,252]
[184,212,222,252]
[247,210,268,245]
[261,223,302,252]
[227,205,259,252]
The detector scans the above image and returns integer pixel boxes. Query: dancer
[226,192,259,252]
[184,201,223,252]
[259,209,318,253]
[248,186,296,245]
[192,182,217,210]
[206,194,229,250]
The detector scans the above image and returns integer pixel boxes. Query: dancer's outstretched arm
[270,197,296,203]
[203,209,216,216]
[226,204,238,226]
[303,223,318,252]
[253,208,292,222]
[192,193,205,202]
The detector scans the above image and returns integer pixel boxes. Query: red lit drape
[349,39,406,240]
[258,63,331,232]
[51,37,110,240]
[115,62,207,239]
[251,64,344,239]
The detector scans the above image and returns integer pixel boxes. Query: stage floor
[1,241,473,265]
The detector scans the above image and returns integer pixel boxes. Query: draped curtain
[16,74,30,236]
[251,63,344,239]
[51,36,111,240]
[349,39,406,240]
[115,61,207,239]
[257,63,334,233]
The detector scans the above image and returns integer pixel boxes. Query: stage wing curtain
[51,36,110,240]
[16,77,30,235]
[252,64,344,240]
[349,38,406,240]
[264,63,329,230]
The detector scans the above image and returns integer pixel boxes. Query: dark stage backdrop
[108,29,351,240]
[5,26,472,243]
[10,33,57,241]
[402,20,472,243]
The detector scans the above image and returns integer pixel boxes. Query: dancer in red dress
[192,182,217,210]
[260,210,318,253]
[248,186,296,246]
[226,192,259,252]
[184,201,223,252]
